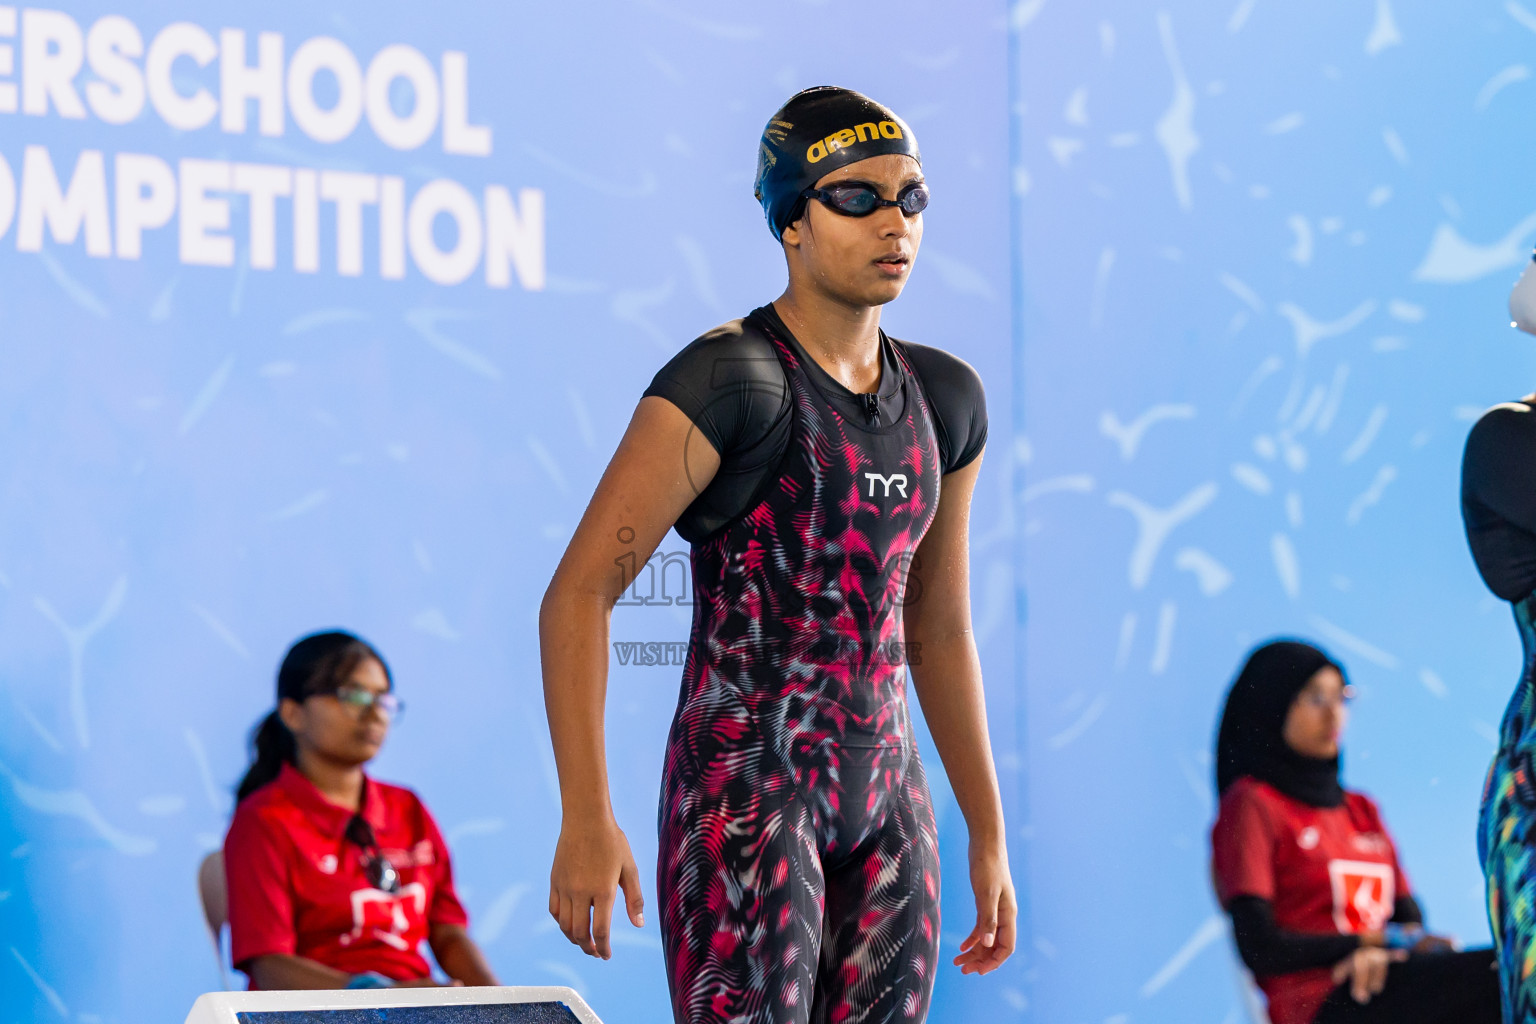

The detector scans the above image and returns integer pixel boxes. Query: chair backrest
[197,850,233,990]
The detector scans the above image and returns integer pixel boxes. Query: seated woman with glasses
[223,630,499,990]
[1210,640,1497,1024]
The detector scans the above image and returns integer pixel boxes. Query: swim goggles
[798,181,929,217]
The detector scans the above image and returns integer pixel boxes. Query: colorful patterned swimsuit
[655,313,943,1024]
[1480,595,1536,1023]
[1464,400,1536,1022]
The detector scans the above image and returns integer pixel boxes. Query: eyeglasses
[1297,685,1357,711]
[798,181,929,218]
[323,685,404,720]
[345,813,401,894]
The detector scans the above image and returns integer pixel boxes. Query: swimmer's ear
[780,211,813,251]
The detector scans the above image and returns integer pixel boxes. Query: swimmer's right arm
[539,395,720,961]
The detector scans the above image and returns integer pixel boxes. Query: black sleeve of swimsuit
[1227,896,1363,977]
[892,338,989,474]
[1392,894,1424,927]
[642,318,792,544]
[1462,403,1536,601]
[643,318,788,457]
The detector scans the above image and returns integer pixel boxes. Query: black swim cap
[754,86,921,239]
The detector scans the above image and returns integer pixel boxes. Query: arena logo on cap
[805,121,904,163]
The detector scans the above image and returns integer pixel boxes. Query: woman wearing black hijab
[1209,640,1498,1024]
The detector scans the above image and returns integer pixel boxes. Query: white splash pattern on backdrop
[1016,2,1533,1020]
[0,2,1017,1021]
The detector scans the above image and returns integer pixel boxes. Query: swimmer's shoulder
[1463,399,1536,501]
[644,316,790,456]
[887,335,989,473]
[888,336,985,395]
[1466,399,1536,457]
[646,317,784,403]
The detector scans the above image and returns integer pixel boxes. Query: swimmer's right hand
[549,816,646,960]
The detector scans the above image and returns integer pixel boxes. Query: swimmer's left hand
[953,843,1016,976]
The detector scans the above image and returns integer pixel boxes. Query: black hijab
[1214,640,1346,808]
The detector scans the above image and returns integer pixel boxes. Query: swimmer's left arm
[903,449,1016,976]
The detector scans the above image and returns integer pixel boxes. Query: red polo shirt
[1211,777,1411,1024]
[224,762,468,985]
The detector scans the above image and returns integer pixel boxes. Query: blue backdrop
[1016,1,1536,1021]
[6,1,1532,1022]
[0,2,1017,1021]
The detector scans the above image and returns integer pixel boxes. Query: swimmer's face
[780,154,923,308]
[1281,666,1350,760]
[279,655,393,768]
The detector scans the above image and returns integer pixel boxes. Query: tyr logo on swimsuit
[865,472,909,498]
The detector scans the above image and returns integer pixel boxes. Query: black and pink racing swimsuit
[644,305,985,1024]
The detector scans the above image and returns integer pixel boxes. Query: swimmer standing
[540,86,1015,1023]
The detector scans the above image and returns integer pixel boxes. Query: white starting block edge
[184,985,603,1024]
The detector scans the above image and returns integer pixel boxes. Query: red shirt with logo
[223,762,469,985]
[1211,777,1410,1024]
